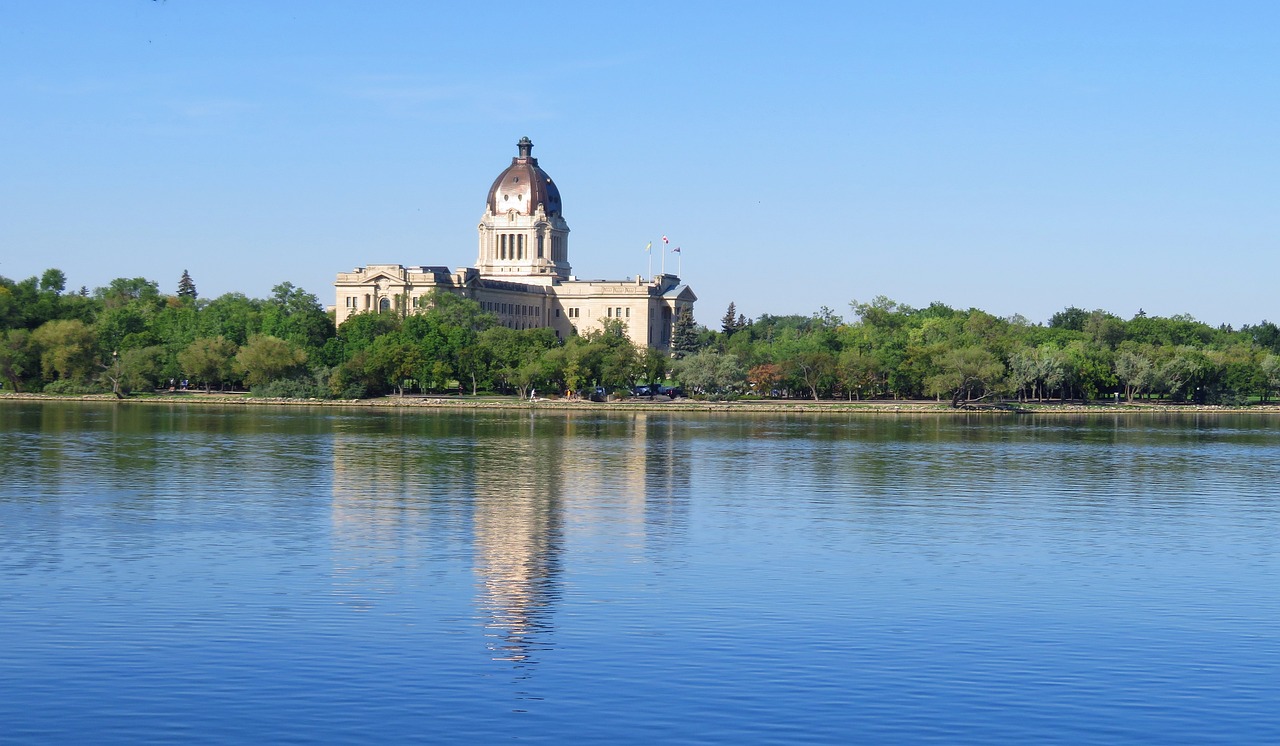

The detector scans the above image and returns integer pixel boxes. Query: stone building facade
[334,138,695,350]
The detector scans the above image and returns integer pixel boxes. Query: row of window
[497,233,530,261]
[345,295,398,311]
[562,306,635,319]
[484,301,541,318]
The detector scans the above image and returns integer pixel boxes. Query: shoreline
[5,391,1279,415]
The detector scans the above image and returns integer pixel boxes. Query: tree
[1114,349,1153,402]
[640,347,669,385]
[670,307,698,359]
[235,335,307,389]
[747,362,782,397]
[95,277,160,309]
[177,270,198,300]
[925,346,1005,407]
[179,336,239,393]
[40,269,67,296]
[198,293,264,347]
[478,326,560,398]
[1262,354,1280,402]
[0,329,35,391]
[837,347,881,400]
[672,350,746,397]
[721,302,739,336]
[108,346,166,396]
[31,319,98,383]
[365,335,426,396]
[1048,306,1089,331]
[261,282,334,354]
[1084,310,1126,349]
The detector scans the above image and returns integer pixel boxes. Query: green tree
[639,346,669,386]
[1048,306,1089,331]
[31,319,98,383]
[40,269,67,295]
[721,302,739,336]
[198,293,264,347]
[670,307,699,359]
[478,326,560,398]
[365,334,427,396]
[235,334,307,389]
[177,270,198,300]
[109,346,167,396]
[0,329,36,391]
[1262,354,1280,402]
[673,350,746,398]
[1114,348,1153,402]
[837,347,880,400]
[925,345,1005,407]
[261,282,334,354]
[179,336,239,393]
[95,277,160,309]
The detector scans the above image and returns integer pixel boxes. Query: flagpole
[660,235,667,275]
[677,248,682,278]
[647,244,652,280]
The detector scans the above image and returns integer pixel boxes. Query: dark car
[657,385,685,399]
[631,384,655,397]
[577,386,607,402]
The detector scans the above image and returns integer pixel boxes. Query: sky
[2,1,1278,327]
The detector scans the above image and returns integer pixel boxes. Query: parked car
[657,385,685,399]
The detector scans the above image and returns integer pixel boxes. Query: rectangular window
[625,308,630,318]
[616,307,623,318]
[607,307,613,317]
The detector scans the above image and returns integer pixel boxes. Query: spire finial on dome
[517,136,533,159]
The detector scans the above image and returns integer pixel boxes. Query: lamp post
[110,350,122,399]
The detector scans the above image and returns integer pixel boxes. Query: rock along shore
[4,391,1280,415]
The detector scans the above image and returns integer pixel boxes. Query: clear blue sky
[3,1,1277,327]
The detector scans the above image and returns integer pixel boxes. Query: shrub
[251,378,325,399]
[41,379,106,395]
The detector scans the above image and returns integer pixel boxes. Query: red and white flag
[661,235,669,244]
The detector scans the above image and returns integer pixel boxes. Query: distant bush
[251,378,326,399]
[41,379,106,395]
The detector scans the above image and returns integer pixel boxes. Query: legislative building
[333,138,696,350]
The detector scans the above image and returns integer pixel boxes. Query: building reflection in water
[470,413,565,667]
[329,410,693,669]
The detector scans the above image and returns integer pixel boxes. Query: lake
[1,401,1278,744]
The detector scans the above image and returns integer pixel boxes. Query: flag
[672,246,681,253]
[661,235,669,244]
[645,241,652,253]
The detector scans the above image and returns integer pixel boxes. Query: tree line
[4,268,1280,405]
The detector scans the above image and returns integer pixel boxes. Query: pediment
[663,284,698,303]
[361,271,405,285]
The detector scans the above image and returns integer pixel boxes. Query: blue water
[1,403,1278,743]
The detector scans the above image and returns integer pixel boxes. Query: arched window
[379,298,391,312]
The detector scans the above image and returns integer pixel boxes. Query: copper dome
[486,137,562,217]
